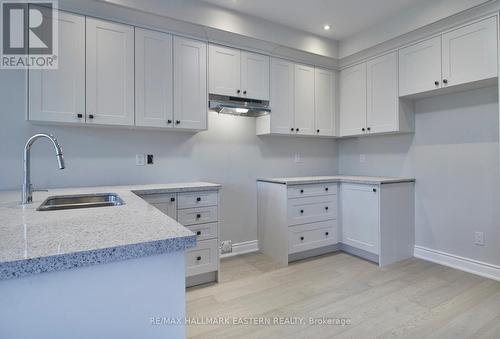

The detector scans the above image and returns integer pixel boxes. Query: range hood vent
[209,94,270,117]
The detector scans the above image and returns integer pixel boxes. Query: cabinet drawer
[288,220,338,254]
[186,239,219,277]
[177,191,218,209]
[186,222,218,241]
[288,183,337,198]
[287,195,337,226]
[177,206,218,225]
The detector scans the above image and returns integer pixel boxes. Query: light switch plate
[136,154,145,166]
[360,154,366,163]
[474,231,485,246]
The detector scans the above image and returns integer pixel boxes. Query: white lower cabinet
[258,179,415,267]
[140,189,220,287]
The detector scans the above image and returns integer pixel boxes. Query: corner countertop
[0,182,221,280]
[257,175,415,185]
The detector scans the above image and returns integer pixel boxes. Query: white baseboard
[414,246,500,282]
[220,240,259,259]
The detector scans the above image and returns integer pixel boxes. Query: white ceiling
[199,0,425,40]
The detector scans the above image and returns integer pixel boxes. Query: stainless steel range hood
[209,94,270,117]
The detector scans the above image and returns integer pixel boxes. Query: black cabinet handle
[362,128,365,132]
[88,114,94,119]
[77,113,83,119]
[237,89,241,94]
[325,206,329,210]
[167,119,172,124]
[300,189,304,194]
[296,128,299,132]
[170,197,175,202]
[443,79,448,84]
[373,188,377,193]
[196,256,201,261]
[300,236,304,241]
[300,209,304,214]
[291,128,294,132]
[325,187,329,191]
[196,231,201,236]
[317,129,320,133]
[367,127,371,131]
[325,232,329,236]
[196,197,201,202]
[196,214,201,219]
[434,81,439,86]
[176,120,181,125]
[243,90,247,94]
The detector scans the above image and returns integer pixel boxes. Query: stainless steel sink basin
[37,193,125,211]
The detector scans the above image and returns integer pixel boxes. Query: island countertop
[257,175,415,185]
[0,182,221,280]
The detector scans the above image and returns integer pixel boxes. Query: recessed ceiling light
[323,24,331,31]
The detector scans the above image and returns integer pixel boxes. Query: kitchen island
[0,182,219,339]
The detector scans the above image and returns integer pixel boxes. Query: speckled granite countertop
[0,182,221,280]
[257,175,415,185]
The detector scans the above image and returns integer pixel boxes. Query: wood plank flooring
[186,252,500,339]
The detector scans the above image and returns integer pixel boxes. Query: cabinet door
[240,51,270,100]
[135,28,173,128]
[339,63,366,137]
[314,68,336,137]
[270,58,294,134]
[294,64,315,135]
[399,36,442,96]
[29,11,85,123]
[366,52,398,134]
[86,18,134,126]
[442,17,498,87]
[341,183,379,255]
[173,37,207,130]
[208,44,240,97]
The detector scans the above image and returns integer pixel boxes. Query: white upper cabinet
[366,52,398,134]
[294,64,315,136]
[340,63,367,137]
[29,11,85,123]
[209,45,241,97]
[135,28,173,128]
[209,44,269,100]
[174,36,207,130]
[442,17,498,87]
[399,36,442,97]
[86,18,135,126]
[241,51,270,100]
[314,68,336,137]
[269,58,295,134]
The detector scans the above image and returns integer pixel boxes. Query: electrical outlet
[135,154,145,166]
[474,232,485,246]
[220,240,232,254]
[294,153,303,164]
[147,154,154,165]
[359,154,366,163]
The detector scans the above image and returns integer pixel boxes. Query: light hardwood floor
[186,252,500,339]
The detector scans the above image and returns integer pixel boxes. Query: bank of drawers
[287,183,338,254]
[142,190,219,278]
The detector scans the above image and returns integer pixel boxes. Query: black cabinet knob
[367,127,371,131]
[373,188,377,193]
[88,114,94,119]
[325,206,329,210]
[237,89,241,94]
[296,128,299,132]
[167,119,172,124]
[325,232,329,236]
[170,197,175,202]
[77,113,83,119]
[196,231,201,236]
[196,197,201,202]
[325,187,329,191]
[196,256,201,261]
[291,128,294,132]
[243,90,247,94]
[300,209,304,214]
[443,79,448,84]
[300,190,304,194]
[317,129,320,133]
[434,81,439,86]
[176,120,181,125]
[196,214,201,219]
[362,128,365,132]
[300,236,304,241]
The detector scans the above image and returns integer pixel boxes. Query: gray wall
[0,69,337,244]
[338,86,500,266]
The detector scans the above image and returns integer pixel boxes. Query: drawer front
[186,222,218,241]
[178,191,218,209]
[140,194,177,220]
[287,195,337,226]
[186,239,219,277]
[288,220,338,254]
[177,206,218,225]
[288,183,337,198]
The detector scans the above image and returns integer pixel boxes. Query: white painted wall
[0,69,337,244]
[337,86,500,266]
